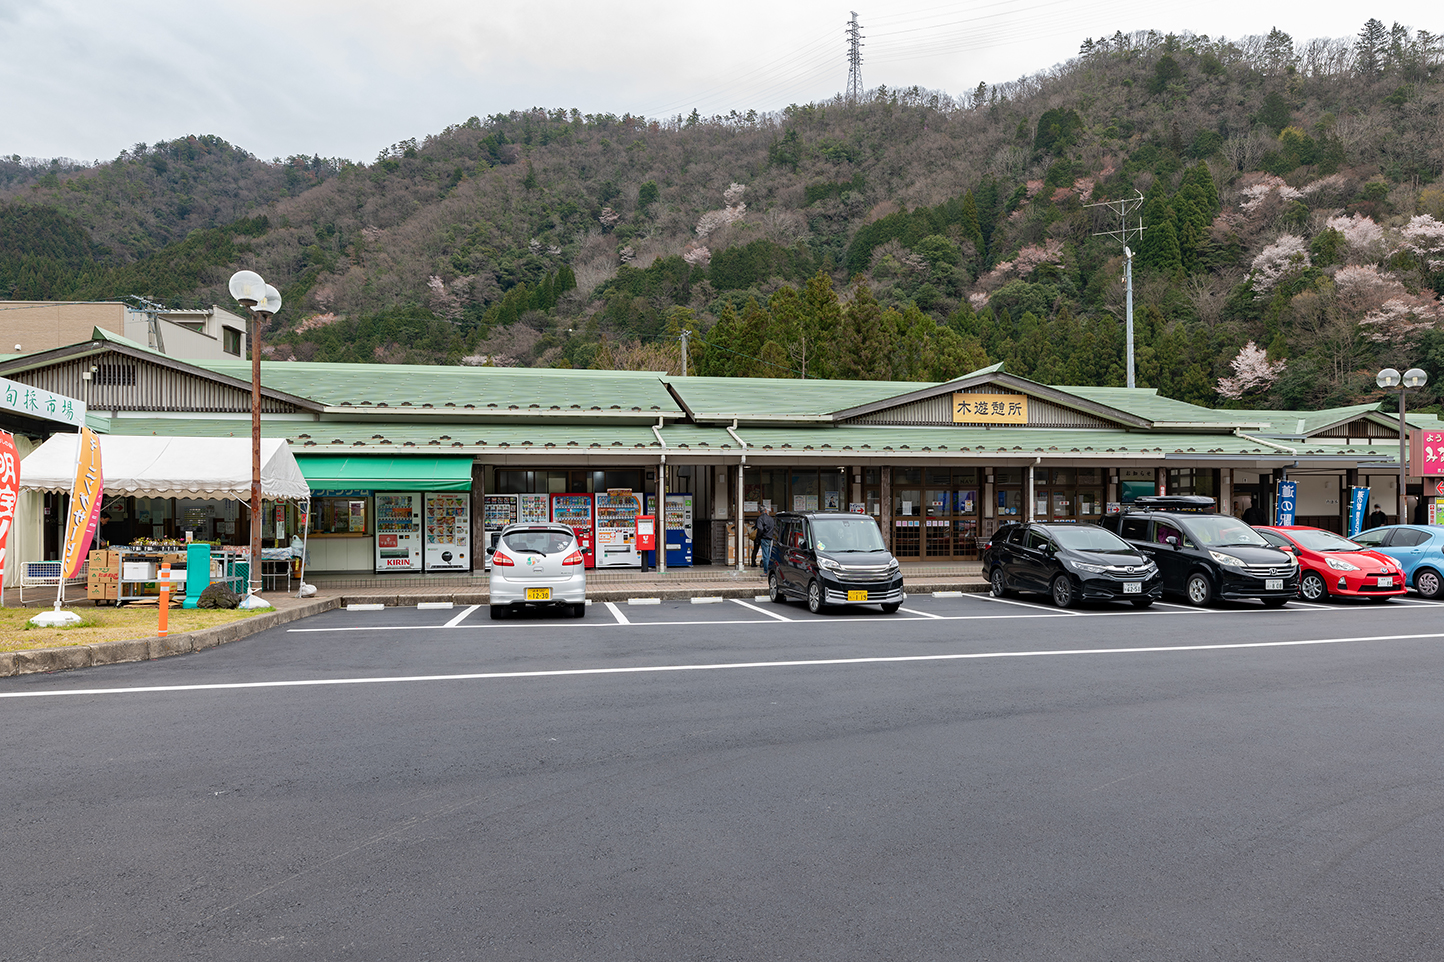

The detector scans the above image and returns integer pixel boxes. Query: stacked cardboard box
[87,549,121,601]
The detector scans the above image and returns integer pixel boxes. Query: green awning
[294,455,474,492]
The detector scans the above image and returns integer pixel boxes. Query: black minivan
[1098,496,1298,607]
[767,511,904,614]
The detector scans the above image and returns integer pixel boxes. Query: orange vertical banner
[61,427,103,580]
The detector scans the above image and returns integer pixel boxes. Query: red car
[1254,525,1407,602]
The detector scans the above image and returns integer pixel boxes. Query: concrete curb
[335,582,991,607]
[0,596,343,678]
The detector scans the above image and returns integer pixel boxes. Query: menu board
[374,492,422,571]
[424,492,470,570]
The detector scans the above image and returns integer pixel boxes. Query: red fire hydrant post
[158,562,171,638]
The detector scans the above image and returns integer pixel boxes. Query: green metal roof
[195,360,683,415]
[666,375,930,421]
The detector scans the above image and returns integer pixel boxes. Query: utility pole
[1087,191,1145,388]
[679,329,689,376]
[846,12,864,102]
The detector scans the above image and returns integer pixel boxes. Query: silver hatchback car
[488,523,587,619]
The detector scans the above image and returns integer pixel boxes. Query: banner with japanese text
[1410,429,1444,477]
[60,428,103,579]
[0,431,18,584]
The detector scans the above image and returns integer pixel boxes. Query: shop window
[994,467,1023,485]
[791,470,819,512]
[223,327,242,356]
[1167,468,1217,498]
[996,488,1022,517]
[893,467,922,486]
[864,467,881,485]
[820,470,844,511]
[894,488,922,518]
[311,497,369,535]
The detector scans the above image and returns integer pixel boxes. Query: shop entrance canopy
[19,435,311,501]
[294,455,473,492]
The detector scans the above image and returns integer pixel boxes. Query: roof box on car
[1125,495,1218,513]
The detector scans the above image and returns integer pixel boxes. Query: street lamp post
[229,271,281,608]
[1376,367,1428,524]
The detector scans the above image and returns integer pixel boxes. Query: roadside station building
[0,327,1435,580]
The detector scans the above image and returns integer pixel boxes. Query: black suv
[767,511,903,614]
[982,522,1164,609]
[1098,496,1299,607]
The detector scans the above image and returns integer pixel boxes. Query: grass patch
[0,605,263,652]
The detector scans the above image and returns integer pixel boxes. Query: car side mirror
[1166,535,1180,548]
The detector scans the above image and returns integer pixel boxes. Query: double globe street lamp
[229,270,282,608]
[1376,366,1428,525]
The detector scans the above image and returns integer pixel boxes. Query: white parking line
[604,601,630,625]
[1289,600,1334,610]
[444,604,480,627]
[16,631,1444,700]
[900,606,943,619]
[730,598,794,622]
[973,595,1081,615]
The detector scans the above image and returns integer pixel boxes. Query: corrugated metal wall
[12,357,299,414]
[847,386,1115,429]
[1315,419,1395,439]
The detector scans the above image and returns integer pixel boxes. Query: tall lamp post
[1377,367,1428,524]
[229,270,281,608]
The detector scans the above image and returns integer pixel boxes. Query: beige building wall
[1,302,126,353]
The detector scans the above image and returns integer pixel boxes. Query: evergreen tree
[838,281,894,381]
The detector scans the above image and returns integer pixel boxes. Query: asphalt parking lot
[8,591,1444,961]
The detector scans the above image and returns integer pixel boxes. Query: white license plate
[1265,580,1283,591]
[1122,581,1141,594]
[1378,576,1394,587]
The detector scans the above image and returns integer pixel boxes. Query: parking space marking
[604,601,630,625]
[1150,601,1211,612]
[15,630,1444,700]
[444,605,480,627]
[730,598,794,622]
[1289,600,1334,610]
[900,606,943,619]
[973,595,1082,615]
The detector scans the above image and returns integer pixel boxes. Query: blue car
[1350,525,1444,598]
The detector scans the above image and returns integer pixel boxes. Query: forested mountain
[4,19,1444,412]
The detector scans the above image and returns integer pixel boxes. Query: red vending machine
[549,493,596,569]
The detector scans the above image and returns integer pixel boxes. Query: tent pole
[298,497,310,598]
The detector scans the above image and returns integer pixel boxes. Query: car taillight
[492,551,515,566]
[563,550,584,566]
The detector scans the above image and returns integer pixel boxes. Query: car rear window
[501,529,574,554]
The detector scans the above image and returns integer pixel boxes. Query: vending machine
[424,492,470,571]
[482,494,518,570]
[519,493,550,524]
[594,489,642,567]
[549,493,596,568]
[644,493,694,567]
[374,492,422,572]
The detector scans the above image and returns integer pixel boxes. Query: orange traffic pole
[158,562,170,638]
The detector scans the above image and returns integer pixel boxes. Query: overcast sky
[0,0,1403,165]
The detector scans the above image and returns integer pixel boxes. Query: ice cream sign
[1411,431,1444,477]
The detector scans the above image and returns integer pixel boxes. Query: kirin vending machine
[549,493,596,568]
[644,493,694,567]
[374,492,422,572]
[423,492,470,571]
[594,489,642,567]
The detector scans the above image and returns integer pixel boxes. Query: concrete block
[0,651,15,677]
[148,634,195,660]
[91,638,150,666]
[15,646,92,674]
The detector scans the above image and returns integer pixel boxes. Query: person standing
[750,506,776,568]
[1369,504,1388,529]
[1242,501,1264,525]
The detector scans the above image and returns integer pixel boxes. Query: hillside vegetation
[3,20,1444,412]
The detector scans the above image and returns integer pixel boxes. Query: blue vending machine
[644,493,693,567]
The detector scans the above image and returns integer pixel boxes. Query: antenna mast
[846,12,864,102]
[1087,191,1145,388]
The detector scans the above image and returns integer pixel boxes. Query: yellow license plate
[526,588,551,601]
[847,590,869,602]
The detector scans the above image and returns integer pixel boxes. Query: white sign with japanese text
[0,377,85,427]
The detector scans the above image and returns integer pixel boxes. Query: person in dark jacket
[1242,502,1264,525]
[750,507,776,567]
[1369,504,1388,528]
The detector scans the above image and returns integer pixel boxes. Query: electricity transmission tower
[846,12,864,102]
[1087,191,1145,388]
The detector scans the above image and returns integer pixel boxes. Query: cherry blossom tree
[1217,341,1288,398]
[1250,234,1311,293]
[1325,213,1385,263]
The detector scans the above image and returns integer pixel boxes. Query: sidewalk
[303,561,988,605]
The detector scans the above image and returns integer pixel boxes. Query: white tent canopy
[20,435,311,501]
